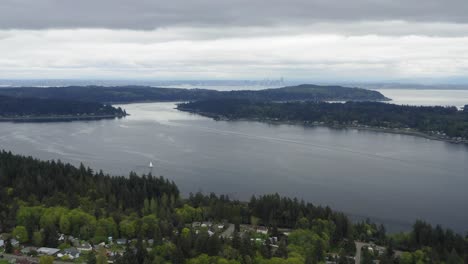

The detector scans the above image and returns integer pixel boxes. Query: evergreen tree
[4,238,13,254]
[207,234,221,256]
[305,253,316,264]
[135,237,148,264]
[172,244,185,264]
[240,233,254,258]
[260,238,272,259]
[43,224,58,247]
[274,238,288,258]
[338,251,349,264]
[231,231,241,250]
[447,249,463,264]
[96,248,108,264]
[361,248,374,264]
[116,243,138,264]
[86,252,97,264]
[385,239,395,259]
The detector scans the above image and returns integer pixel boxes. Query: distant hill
[244,84,389,101]
[0,95,126,121]
[0,84,389,103]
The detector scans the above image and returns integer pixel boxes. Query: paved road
[220,224,235,238]
[355,241,366,264]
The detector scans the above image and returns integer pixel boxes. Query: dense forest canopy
[0,84,389,103]
[0,150,466,263]
[177,99,468,139]
[0,95,126,118]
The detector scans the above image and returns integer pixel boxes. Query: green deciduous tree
[119,219,136,239]
[39,256,54,264]
[12,225,29,243]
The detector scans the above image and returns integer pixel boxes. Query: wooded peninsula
[177,99,468,143]
[0,96,127,122]
[0,84,389,103]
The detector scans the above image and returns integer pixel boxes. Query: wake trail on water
[172,121,445,171]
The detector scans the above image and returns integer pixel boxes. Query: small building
[11,239,19,247]
[116,238,127,245]
[268,237,278,244]
[37,247,60,256]
[77,242,93,251]
[21,247,38,255]
[256,226,268,235]
[58,247,80,259]
[201,222,212,228]
[0,239,4,247]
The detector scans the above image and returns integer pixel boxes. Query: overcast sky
[1,0,468,82]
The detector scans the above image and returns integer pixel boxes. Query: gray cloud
[1,0,468,30]
[1,28,468,80]
[2,0,468,81]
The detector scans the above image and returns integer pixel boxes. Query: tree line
[0,84,388,104]
[177,99,468,139]
[0,95,126,118]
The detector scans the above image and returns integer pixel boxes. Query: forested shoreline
[0,151,466,263]
[0,96,126,121]
[177,99,468,142]
[0,84,389,103]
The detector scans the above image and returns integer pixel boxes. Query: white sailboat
[149,161,154,168]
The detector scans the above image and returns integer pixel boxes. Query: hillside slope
[0,84,389,103]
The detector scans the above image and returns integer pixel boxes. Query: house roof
[37,247,60,255]
[21,247,38,254]
[64,247,80,255]
[116,238,127,244]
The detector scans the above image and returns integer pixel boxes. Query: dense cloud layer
[1,28,467,80]
[1,0,468,30]
[1,0,467,81]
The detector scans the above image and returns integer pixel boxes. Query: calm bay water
[1,89,468,232]
[375,89,468,109]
